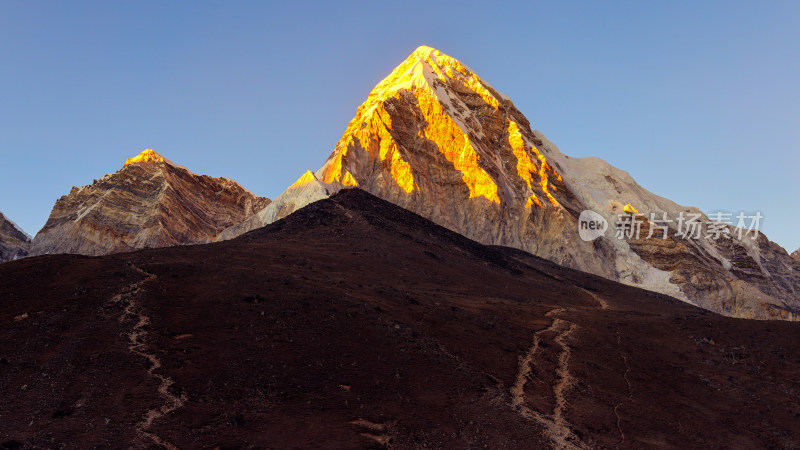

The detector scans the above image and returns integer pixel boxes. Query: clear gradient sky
[1,1,798,251]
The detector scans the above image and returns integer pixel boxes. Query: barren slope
[1,189,799,448]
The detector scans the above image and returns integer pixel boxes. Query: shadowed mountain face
[221,46,800,321]
[0,212,30,262]
[29,150,270,257]
[2,189,798,449]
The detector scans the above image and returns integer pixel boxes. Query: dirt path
[613,332,633,446]
[349,418,394,446]
[114,264,185,449]
[580,289,610,310]
[551,319,578,433]
[510,308,587,450]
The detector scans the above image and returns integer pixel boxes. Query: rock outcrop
[220,46,799,320]
[215,171,335,242]
[792,249,800,263]
[0,212,30,262]
[30,149,270,256]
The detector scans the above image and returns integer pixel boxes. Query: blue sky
[1,1,798,251]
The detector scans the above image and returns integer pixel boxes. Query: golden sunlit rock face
[508,121,536,189]
[291,170,318,188]
[340,171,358,187]
[124,149,165,166]
[508,121,560,207]
[414,87,499,203]
[318,45,568,211]
[320,105,413,193]
[310,45,593,281]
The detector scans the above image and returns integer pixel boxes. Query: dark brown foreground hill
[1,188,798,449]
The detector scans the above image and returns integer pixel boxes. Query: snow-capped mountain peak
[222,46,800,321]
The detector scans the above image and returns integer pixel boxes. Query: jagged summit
[123,149,168,167]
[363,45,505,107]
[411,44,436,56]
[30,151,270,256]
[317,45,543,206]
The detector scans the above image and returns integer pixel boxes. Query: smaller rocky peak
[290,170,318,188]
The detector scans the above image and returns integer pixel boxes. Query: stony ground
[1,189,799,449]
